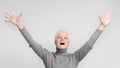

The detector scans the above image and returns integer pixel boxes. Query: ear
[68,41,70,46]
[55,39,57,46]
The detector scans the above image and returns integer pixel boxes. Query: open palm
[98,11,111,26]
[5,11,23,26]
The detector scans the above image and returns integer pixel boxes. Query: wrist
[17,23,24,29]
[98,24,105,31]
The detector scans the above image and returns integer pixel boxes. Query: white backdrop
[0,0,120,68]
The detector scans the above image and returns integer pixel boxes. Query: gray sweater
[19,28,102,68]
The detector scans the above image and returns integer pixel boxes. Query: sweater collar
[55,48,67,55]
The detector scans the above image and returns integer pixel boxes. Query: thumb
[98,16,103,23]
[18,12,23,19]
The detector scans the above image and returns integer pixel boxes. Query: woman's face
[55,32,69,51]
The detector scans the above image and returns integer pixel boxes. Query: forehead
[56,31,69,37]
[57,32,68,36]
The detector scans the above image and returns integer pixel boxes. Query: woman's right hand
[5,11,24,29]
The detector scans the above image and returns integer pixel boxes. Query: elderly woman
[5,11,111,68]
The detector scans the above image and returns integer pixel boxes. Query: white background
[0,0,120,68]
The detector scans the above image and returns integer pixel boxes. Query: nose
[61,37,64,40]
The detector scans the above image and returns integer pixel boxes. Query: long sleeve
[73,28,103,64]
[19,27,50,60]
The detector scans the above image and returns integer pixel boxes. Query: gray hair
[55,30,69,40]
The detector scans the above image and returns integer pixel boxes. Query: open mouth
[60,42,65,45]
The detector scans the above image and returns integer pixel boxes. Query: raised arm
[86,10,112,47]
[5,11,50,60]
[73,11,112,64]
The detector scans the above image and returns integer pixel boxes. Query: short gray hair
[55,30,69,40]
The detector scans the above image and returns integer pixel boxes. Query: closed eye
[64,37,68,39]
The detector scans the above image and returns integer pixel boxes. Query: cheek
[65,40,69,43]
[66,40,70,46]
[55,39,60,44]
[57,39,60,43]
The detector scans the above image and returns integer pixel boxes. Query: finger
[8,10,14,16]
[107,11,111,18]
[5,18,10,22]
[105,10,109,17]
[6,11,11,17]
[18,12,23,19]
[5,15,10,19]
[98,16,103,23]
[106,10,111,17]
[98,16,102,21]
